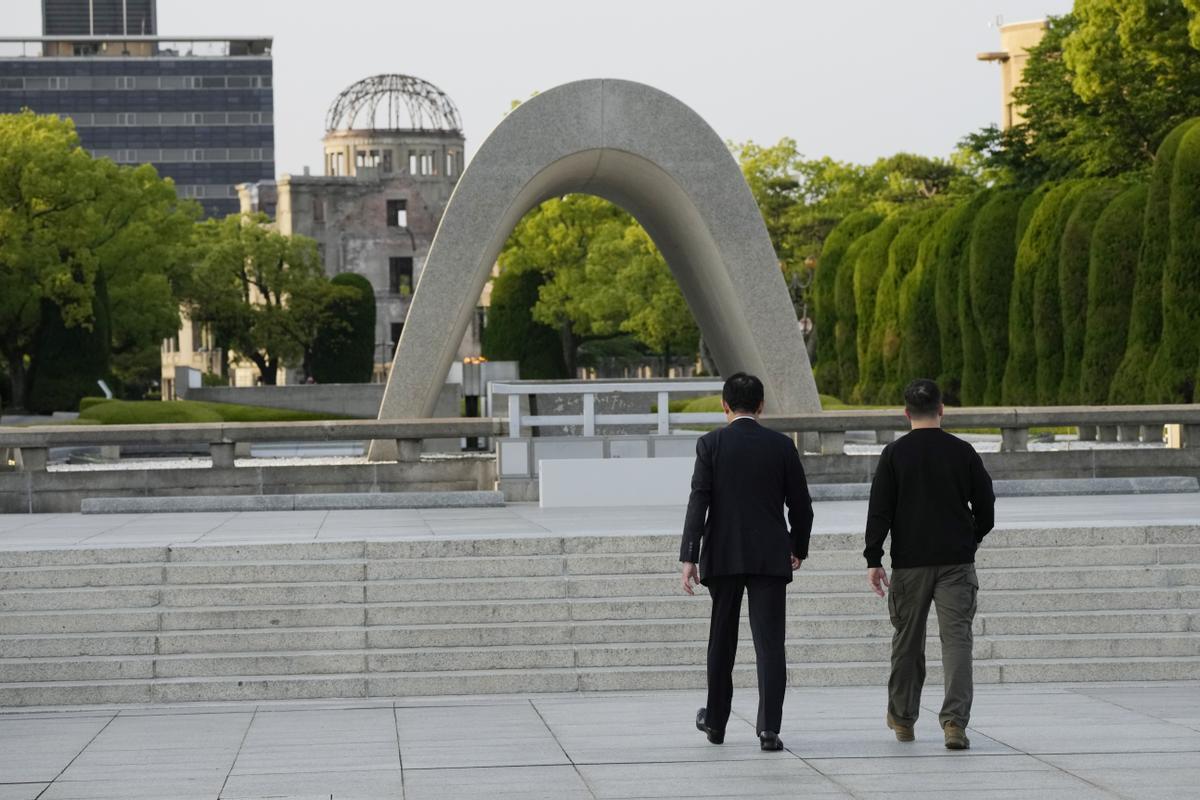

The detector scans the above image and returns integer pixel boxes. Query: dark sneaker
[943,721,970,750]
[887,712,915,742]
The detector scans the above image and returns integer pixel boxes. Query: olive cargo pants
[887,563,978,730]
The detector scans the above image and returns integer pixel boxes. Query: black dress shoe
[695,707,724,744]
[759,731,784,751]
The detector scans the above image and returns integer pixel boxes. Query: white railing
[488,380,726,438]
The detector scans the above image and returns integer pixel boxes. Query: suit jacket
[679,418,814,584]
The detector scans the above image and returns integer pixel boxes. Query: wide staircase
[1,525,1199,706]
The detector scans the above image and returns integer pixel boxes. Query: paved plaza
[1,493,1198,549]
[0,682,1198,799]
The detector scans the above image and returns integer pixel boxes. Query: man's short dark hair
[723,372,765,414]
[904,378,942,418]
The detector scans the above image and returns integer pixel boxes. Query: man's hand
[791,555,803,571]
[868,567,890,598]
[681,562,700,595]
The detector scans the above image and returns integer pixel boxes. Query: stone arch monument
[373,79,820,450]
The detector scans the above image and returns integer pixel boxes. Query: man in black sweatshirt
[864,379,994,751]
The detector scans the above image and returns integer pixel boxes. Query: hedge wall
[834,234,872,399]
[813,210,882,398]
[968,188,1027,405]
[1148,122,1200,402]
[1079,184,1148,404]
[851,215,907,402]
[932,191,993,405]
[311,272,376,384]
[1003,182,1080,404]
[899,209,950,388]
[1057,181,1122,404]
[1110,118,1198,403]
[872,204,947,403]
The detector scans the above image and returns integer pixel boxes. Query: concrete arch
[374,78,820,433]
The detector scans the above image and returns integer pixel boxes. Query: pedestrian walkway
[1,682,1197,799]
[1,493,1197,549]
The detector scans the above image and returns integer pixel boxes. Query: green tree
[1004,182,1083,404]
[1057,181,1123,403]
[0,111,196,410]
[311,272,376,384]
[501,195,698,375]
[184,214,346,385]
[813,210,882,396]
[481,267,568,379]
[1009,5,1200,179]
[869,205,946,403]
[933,191,994,405]
[968,189,1028,405]
[834,234,872,399]
[852,215,906,403]
[1080,184,1148,403]
[1147,121,1200,401]
[1110,118,1198,402]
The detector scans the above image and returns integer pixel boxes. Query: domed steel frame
[325,74,462,134]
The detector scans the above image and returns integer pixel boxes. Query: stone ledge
[81,491,506,514]
[809,476,1199,502]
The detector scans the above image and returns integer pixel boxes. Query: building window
[420,153,435,175]
[191,319,204,353]
[446,150,457,177]
[356,149,381,169]
[391,322,405,357]
[329,152,345,176]
[389,257,414,296]
[386,199,408,228]
[312,198,324,223]
[381,150,393,173]
[408,152,419,174]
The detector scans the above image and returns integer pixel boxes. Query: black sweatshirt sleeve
[679,434,712,563]
[863,445,895,568]
[785,443,814,560]
[969,449,996,542]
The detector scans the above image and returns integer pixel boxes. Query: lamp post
[784,255,818,343]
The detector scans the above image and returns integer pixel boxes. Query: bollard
[1000,428,1029,452]
[209,442,236,469]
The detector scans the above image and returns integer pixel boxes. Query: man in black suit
[680,373,813,751]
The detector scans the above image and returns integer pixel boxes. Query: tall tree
[0,111,195,410]
[1080,184,1148,403]
[934,191,993,405]
[1110,118,1198,401]
[813,210,882,396]
[184,214,348,385]
[1147,122,1200,401]
[1057,181,1123,403]
[969,189,1028,405]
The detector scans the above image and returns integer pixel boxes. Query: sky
[5,0,1074,176]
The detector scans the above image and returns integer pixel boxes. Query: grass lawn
[73,399,349,425]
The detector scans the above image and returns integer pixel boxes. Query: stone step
[5,607,1193,660]
[4,542,1200,589]
[3,566,1196,614]
[4,651,1200,706]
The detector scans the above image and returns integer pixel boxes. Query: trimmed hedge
[1003,182,1081,404]
[968,188,1028,405]
[852,214,906,403]
[934,191,993,405]
[481,267,568,379]
[1056,181,1122,404]
[1148,121,1200,402]
[1080,184,1148,404]
[834,234,872,398]
[311,272,376,384]
[1111,118,1198,403]
[813,210,882,397]
[872,204,947,403]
